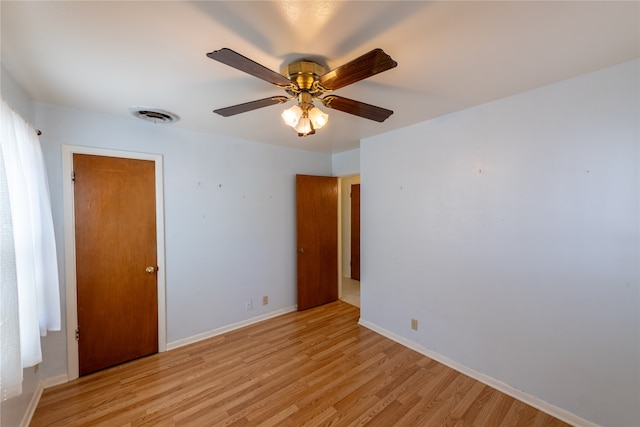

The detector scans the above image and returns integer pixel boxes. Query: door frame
[62,145,167,381]
[337,175,360,300]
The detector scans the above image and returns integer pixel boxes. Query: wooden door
[74,154,158,376]
[296,174,338,310]
[351,184,361,280]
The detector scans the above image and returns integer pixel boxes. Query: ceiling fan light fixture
[294,115,313,135]
[308,106,328,129]
[283,91,329,136]
[207,48,397,138]
[281,104,303,127]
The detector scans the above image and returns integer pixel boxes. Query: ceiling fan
[206,48,398,136]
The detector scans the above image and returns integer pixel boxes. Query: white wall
[360,60,639,427]
[1,65,33,121]
[34,103,332,345]
[332,148,360,177]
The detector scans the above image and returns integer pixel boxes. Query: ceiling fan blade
[207,48,295,89]
[318,48,397,91]
[213,96,289,117]
[320,95,393,122]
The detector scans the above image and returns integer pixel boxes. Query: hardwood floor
[32,301,570,426]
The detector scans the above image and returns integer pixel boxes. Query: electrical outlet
[245,299,252,310]
[411,318,418,331]
[262,296,268,305]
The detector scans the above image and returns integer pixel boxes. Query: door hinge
[72,171,76,182]
[75,326,80,341]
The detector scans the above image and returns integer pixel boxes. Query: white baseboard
[167,305,298,351]
[20,374,69,427]
[358,319,600,427]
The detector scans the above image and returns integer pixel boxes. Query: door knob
[146,266,156,274]
[297,248,305,254]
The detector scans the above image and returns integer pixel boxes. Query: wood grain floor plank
[31,301,570,426]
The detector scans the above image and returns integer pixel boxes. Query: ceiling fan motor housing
[283,61,327,92]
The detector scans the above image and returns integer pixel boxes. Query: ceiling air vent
[129,107,179,123]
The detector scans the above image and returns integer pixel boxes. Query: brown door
[74,154,158,376]
[296,174,338,310]
[351,184,361,280]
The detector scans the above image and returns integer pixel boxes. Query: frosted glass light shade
[294,116,312,134]
[281,105,303,127]
[308,107,328,129]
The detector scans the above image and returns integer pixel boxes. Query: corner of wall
[1,65,34,121]
[332,148,360,177]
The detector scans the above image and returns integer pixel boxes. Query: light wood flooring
[31,301,570,426]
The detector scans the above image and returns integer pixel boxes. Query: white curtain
[0,99,60,401]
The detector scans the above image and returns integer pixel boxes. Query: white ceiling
[2,1,638,153]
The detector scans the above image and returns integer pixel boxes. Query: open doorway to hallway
[339,175,360,308]
[341,277,360,308]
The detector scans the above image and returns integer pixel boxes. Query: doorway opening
[339,175,360,308]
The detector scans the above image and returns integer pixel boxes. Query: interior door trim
[62,145,167,381]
